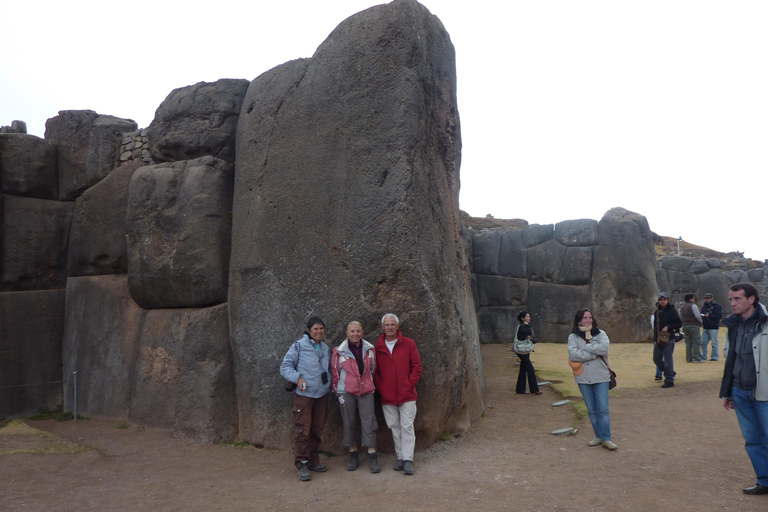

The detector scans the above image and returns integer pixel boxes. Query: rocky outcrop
[147,79,249,165]
[126,156,233,309]
[45,110,137,201]
[229,0,484,448]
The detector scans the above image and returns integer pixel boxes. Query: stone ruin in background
[0,0,485,449]
[2,0,766,446]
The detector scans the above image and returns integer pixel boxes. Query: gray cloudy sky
[2,1,766,260]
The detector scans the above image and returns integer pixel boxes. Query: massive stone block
[666,269,698,304]
[660,256,694,273]
[0,133,58,199]
[147,79,249,165]
[229,0,484,448]
[0,289,64,417]
[476,274,527,307]
[591,208,659,342]
[126,156,233,308]
[498,229,527,278]
[527,281,591,342]
[554,219,598,246]
[1,194,73,291]
[476,306,521,344]
[560,246,593,285]
[62,275,144,419]
[68,161,144,276]
[129,304,237,442]
[45,110,138,201]
[523,223,554,248]
[527,239,567,283]
[472,229,501,275]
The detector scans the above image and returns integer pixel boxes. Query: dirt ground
[1,343,765,512]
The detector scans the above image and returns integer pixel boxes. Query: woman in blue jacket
[280,316,332,482]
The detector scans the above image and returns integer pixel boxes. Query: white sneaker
[602,440,618,450]
[588,438,602,446]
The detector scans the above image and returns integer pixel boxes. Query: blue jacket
[701,301,723,330]
[280,333,331,398]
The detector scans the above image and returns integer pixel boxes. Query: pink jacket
[331,339,375,396]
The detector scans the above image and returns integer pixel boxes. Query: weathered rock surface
[0,289,64,417]
[523,223,554,247]
[554,219,599,246]
[528,282,591,341]
[0,133,58,199]
[62,275,144,420]
[591,208,659,342]
[68,161,144,276]
[129,304,237,442]
[1,194,73,291]
[126,156,233,308]
[229,0,484,447]
[147,79,249,165]
[45,110,137,201]
[472,229,501,275]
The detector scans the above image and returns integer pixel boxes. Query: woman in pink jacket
[331,321,379,473]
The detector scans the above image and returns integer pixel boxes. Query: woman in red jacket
[331,321,379,473]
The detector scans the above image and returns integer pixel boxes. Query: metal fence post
[73,371,77,421]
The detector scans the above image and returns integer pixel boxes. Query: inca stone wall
[1,0,486,450]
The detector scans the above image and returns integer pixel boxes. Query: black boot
[347,450,359,471]
[368,452,380,473]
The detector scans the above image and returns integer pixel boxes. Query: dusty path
[1,344,764,512]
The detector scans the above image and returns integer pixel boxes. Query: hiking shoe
[654,376,662,381]
[368,452,380,473]
[403,460,414,475]
[602,440,618,451]
[346,450,359,471]
[661,382,675,388]
[588,438,602,447]
[393,459,404,471]
[309,464,327,472]
[298,461,311,481]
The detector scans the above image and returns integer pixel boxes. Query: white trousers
[382,401,417,461]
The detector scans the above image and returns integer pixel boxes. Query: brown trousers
[292,393,329,469]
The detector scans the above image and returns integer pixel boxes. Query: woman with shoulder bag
[514,311,541,395]
[567,308,617,450]
[653,293,683,389]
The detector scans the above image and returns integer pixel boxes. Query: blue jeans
[701,329,719,360]
[653,341,676,384]
[732,386,768,487]
[578,381,611,441]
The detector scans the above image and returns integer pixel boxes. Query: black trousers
[516,353,539,393]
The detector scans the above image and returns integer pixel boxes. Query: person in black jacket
[514,311,541,395]
[652,293,683,388]
[700,292,723,361]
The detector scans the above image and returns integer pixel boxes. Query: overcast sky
[2,1,766,260]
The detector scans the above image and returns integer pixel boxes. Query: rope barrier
[0,380,63,390]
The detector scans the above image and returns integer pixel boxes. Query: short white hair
[381,313,400,326]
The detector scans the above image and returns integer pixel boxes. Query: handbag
[513,326,535,355]
[598,355,617,390]
[568,359,583,376]
[657,330,670,346]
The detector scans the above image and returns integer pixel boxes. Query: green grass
[214,440,253,448]
[28,406,86,422]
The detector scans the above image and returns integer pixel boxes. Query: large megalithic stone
[125,156,233,308]
[45,110,138,201]
[591,208,659,341]
[229,0,485,448]
[0,133,58,199]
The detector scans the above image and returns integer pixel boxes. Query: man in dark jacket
[701,292,723,361]
[374,313,422,476]
[719,284,768,495]
[653,293,683,388]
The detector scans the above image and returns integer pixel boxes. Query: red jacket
[373,330,422,406]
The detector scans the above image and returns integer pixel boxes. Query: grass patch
[0,419,89,455]
[115,423,129,429]
[28,406,87,422]
[318,449,336,458]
